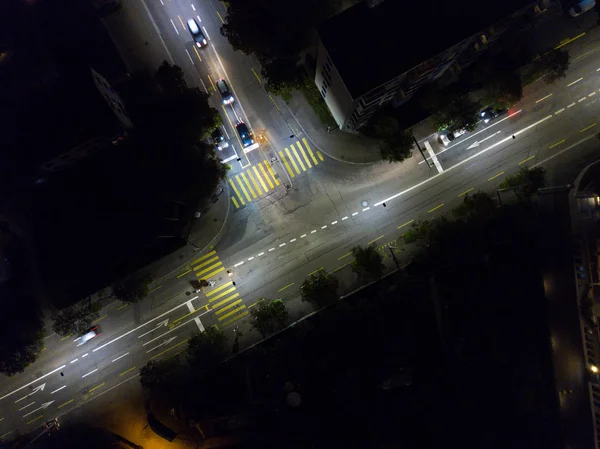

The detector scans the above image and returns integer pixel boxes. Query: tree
[499,166,546,199]
[112,273,153,303]
[155,61,187,96]
[140,359,179,391]
[433,95,481,132]
[300,270,339,307]
[351,245,385,280]
[380,129,414,163]
[250,299,289,337]
[262,58,303,101]
[483,70,522,109]
[535,49,570,84]
[52,302,102,336]
[0,328,43,376]
[402,217,451,247]
[187,326,227,367]
[452,191,497,222]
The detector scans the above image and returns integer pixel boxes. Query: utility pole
[413,137,432,170]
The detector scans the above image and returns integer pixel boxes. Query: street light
[591,365,598,374]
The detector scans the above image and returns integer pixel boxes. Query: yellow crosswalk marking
[235,176,252,202]
[215,299,243,315]
[302,138,319,165]
[208,286,236,302]
[228,179,245,205]
[199,266,225,280]
[196,261,223,277]
[317,151,324,162]
[218,305,247,321]
[252,166,268,192]
[279,151,295,178]
[240,172,256,199]
[264,160,281,185]
[285,147,300,174]
[221,310,249,327]
[232,197,239,208]
[297,141,312,168]
[259,162,275,189]
[291,144,306,171]
[191,250,216,266]
[193,256,219,271]
[205,281,233,297]
[247,170,263,196]
[211,292,240,309]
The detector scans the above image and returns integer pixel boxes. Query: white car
[76,326,101,346]
[569,0,595,17]
[438,128,467,146]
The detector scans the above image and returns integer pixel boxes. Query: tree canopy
[452,191,497,222]
[498,166,547,199]
[535,49,570,84]
[351,245,385,280]
[250,299,289,337]
[53,302,101,336]
[262,58,304,101]
[187,326,227,368]
[483,70,523,109]
[433,95,481,132]
[112,273,152,303]
[300,270,339,307]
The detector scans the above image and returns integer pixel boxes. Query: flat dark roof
[318,0,533,99]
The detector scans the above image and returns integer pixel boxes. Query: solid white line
[139,0,175,63]
[82,369,98,379]
[146,337,178,354]
[70,359,78,364]
[111,352,129,363]
[18,402,35,411]
[342,216,348,220]
[199,78,208,94]
[311,230,317,234]
[279,243,286,247]
[321,225,327,229]
[143,310,210,347]
[331,221,338,225]
[202,26,211,40]
[234,261,244,267]
[290,238,296,243]
[555,108,565,115]
[269,248,275,252]
[170,19,179,35]
[93,301,190,353]
[50,386,66,395]
[185,49,194,65]
[567,102,576,108]
[362,207,370,212]
[301,234,307,238]
[0,365,66,402]
[352,212,358,216]
[222,155,237,163]
[247,256,254,261]
[567,77,583,87]
[258,252,265,256]
[535,93,553,103]
[533,134,596,168]
[375,114,553,207]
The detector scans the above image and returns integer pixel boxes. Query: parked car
[438,128,466,146]
[480,107,507,124]
[77,326,101,346]
[236,121,254,147]
[216,79,234,105]
[212,128,229,151]
[187,19,207,47]
[569,0,595,17]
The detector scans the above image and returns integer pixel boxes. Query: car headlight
[203,39,207,45]
[196,42,201,47]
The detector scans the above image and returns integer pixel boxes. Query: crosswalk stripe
[215,299,243,315]
[235,176,252,202]
[221,310,249,327]
[259,162,275,189]
[205,281,233,297]
[291,144,306,171]
[232,196,239,208]
[196,261,223,277]
[302,138,319,165]
[297,141,312,168]
[211,292,240,309]
[252,166,268,192]
[208,286,236,302]
[279,151,295,178]
[198,266,225,280]
[191,250,217,266]
[228,179,245,205]
[193,255,219,271]
[240,172,257,199]
[317,151,324,162]
[285,147,300,174]
[218,305,247,321]
[264,160,281,185]
[247,170,263,196]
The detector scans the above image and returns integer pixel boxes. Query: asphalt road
[2,0,600,442]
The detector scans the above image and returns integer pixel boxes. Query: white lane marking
[191,3,195,10]
[185,49,194,65]
[234,261,244,267]
[578,97,586,103]
[170,19,179,34]
[93,301,190,353]
[567,77,583,87]
[186,301,195,313]
[50,386,66,395]
[331,221,338,225]
[567,102,576,108]
[81,353,88,358]
[18,402,35,411]
[82,369,98,379]
[194,317,205,331]
[311,230,317,234]
[555,108,565,114]
[43,333,56,340]
[279,243,286,247]
[70,359,78,364]
[589,92,597,97]
[342,216,348,220]
[258,252,265,256]
[535,93,553,103]
[199,78,208,94]
[290,238,296,243]
[532,133,596,168]
[202,26,211,40]
[22,401,54,418]
[466,130,502,149]
[146,337,177,353]
[196,14,201,22]
[352,212,358,216]
[321,225,327,229]
[143,310,211,347]
[111,352,130,363]
[137,319,170,339]
[247,256,254,261]
[159,0,163,5]
[362,207,370,212]
[375,114,553,207]
[269,248,275,252]
[0,365,66,402]
[301,234,307,238]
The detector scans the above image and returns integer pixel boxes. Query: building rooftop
[318,0,534,99]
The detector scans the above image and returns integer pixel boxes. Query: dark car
[212,128,229,151]
[480,107,507,124]
[187,19,207,48]
[236,122,254,147]
[216,79,234,105]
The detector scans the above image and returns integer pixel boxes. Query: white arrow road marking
[14,384,46,403]
[22,401,54,418]
[146,337,177,353]
[467,131,502,149]
[0,365,65,402]
[137,318,170,339]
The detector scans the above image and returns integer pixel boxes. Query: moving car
[77,326,101,346]
[480,107,507,124]
[569,0,595,17]
[187,19,207,47]
[212,128,229,151]
[216,79,234,105]
[235,121,254,147]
